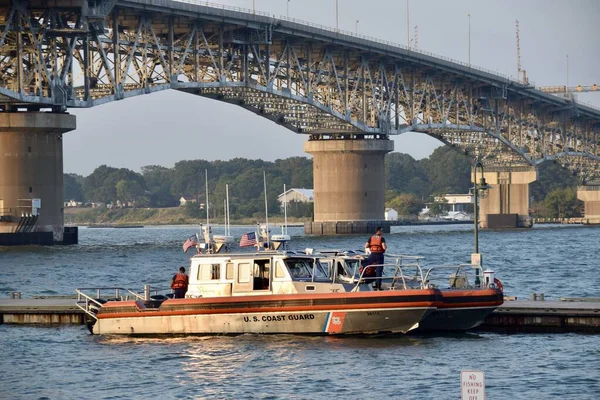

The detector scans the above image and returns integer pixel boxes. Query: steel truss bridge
[1,0,599,181]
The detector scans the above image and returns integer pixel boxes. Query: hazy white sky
[65,0,600,175]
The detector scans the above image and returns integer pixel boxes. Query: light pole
[252,0,255,14]
[355,19,359,34]
[471,160,491,285]
[468,13,471,67]
[287,0,290,18]
[406,0,410,47]
[566,54,569,97]
[335,0,339,32]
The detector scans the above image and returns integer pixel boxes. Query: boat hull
[92,291,439,335]
[413,288,503,332]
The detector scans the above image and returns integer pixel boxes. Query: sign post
[461,370,485,400]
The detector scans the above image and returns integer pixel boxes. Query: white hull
[93,307,434,335]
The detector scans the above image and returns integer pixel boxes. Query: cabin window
[226,263,234,279]
[320,260,332,277]
[345,259,361,278]
[238,262,250,283]
[198,264,213,281]
[211,264,220,280]
[284,259,313,280]
[311,260,328,280]
[275,261,286,278]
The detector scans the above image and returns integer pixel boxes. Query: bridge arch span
[0,0,596,170]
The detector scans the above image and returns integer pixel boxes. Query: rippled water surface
[1,224,600,399]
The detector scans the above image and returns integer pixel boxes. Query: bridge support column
[0,112,76,244]
[577,185,600,225]
[304,138,393,234]
[474,167,538,229]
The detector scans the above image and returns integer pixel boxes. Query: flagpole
[205,169,209,229]
[263,170,269,249]
[226,184,230,236]
[283,183,288,235]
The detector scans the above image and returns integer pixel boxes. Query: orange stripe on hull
[97,301,437,320]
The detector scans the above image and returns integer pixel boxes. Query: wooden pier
[0,297,84,325]
[1,297,599,333]
[478,299,600,333]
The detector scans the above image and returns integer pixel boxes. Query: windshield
[344,259,361,278]
[284,258,329,281]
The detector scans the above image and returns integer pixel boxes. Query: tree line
[64,147,583,220]
[65,157,314,220]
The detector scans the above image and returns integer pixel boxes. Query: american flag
[182,235,198,253]
[239,232,257,247]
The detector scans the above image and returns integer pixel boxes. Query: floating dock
[0,297,84,324]
[1,297,599,333]
[477,299,600,333]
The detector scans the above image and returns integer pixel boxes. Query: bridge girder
[0,0,599,180]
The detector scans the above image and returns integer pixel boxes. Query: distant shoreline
[65,207,310,227]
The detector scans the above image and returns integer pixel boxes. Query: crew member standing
[171,266,189,299]
[364,227,387,290]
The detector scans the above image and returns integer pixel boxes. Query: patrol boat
[318,250,503,332]
[76,234,440,336]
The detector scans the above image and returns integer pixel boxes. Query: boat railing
[350,256,426,291]
[422,264,485,290]
[75,286,169,319]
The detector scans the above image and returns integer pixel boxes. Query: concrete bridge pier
[475,166,538,229]
[577,185,600,225]
[304,137,393,235]
[0,112,77,245]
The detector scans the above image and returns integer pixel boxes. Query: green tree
[183,201,206,219]
[429,196,450,217]
[385,153,429,197]
[386,192,423,217]
[538,188,583,218]
[64,173,84,202]
[83,165,147,204]
[141,165,177,207]
[286,200,314,218]
[420,146,472,195]
[115,180,149,207]
[530,161,579,203]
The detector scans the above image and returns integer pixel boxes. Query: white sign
[461,370,485,400]
[31,198,41,216]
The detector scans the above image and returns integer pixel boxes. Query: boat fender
[494,278,503,292]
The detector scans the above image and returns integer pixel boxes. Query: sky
[64,0,600,175]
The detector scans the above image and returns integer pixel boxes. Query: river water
[1,224,599,399]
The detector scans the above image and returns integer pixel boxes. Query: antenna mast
[205,169,209,228]
[263,171,269,248]
[283,184,288,235]
[225,184,230,236]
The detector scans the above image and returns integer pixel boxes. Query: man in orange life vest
[364,227,387,290]
[171,266,189,299]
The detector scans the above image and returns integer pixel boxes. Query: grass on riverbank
[65,207,310,226]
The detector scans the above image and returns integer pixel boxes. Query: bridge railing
[277,15,518,83]
[174,0,270,16]
[172,1,518,83]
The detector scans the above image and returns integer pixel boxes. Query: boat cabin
[185,251,362,298]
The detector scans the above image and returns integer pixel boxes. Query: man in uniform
[364,227,387,290]
[171,266,189,299]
